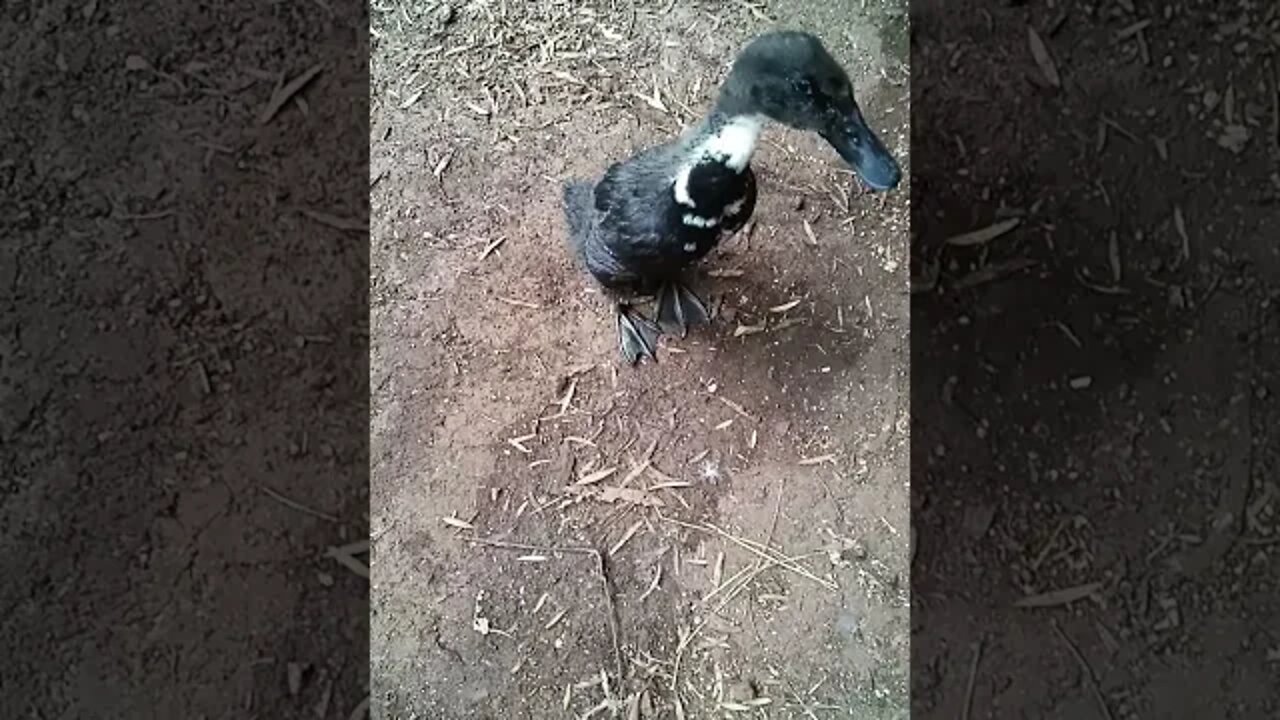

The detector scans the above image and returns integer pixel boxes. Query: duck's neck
[695,112,764,172]
[673,113,763,208]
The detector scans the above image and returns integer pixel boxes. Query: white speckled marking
[724,197,746,217]
[682,213,719,228]
[683,242,697,252]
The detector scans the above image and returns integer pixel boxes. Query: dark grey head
[716,30,901,191]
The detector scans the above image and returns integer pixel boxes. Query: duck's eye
[792,77,814,94]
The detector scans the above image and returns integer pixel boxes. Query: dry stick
[466,535,623,681]
[962,636,984,720]
[1052,620,1116,720]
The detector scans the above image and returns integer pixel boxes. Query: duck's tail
[561,180,594,254]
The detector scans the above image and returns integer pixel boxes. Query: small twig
[1052,620,1116,720]
[658,514,837,590]
[261,486,340,522]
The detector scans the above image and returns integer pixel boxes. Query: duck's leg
[654,280,711,338]
[616,303,662,365]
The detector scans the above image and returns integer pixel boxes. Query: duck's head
[716,30,902,191]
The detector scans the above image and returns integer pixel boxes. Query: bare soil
[911,1,1280,718]
[2,1,369,718]
[370,1,910,718]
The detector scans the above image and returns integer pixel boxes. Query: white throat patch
[673,114,764,208]
[704,115,763,172]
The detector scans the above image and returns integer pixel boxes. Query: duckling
[563,30,901,364]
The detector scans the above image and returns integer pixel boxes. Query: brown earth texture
[370,1,910,718]
[912,1,1280,718]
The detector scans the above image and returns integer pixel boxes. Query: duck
[562,30,901,365]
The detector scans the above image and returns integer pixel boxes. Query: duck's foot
[617,304,661,365]
[655,281,710,338]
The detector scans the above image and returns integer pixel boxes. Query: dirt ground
[911,1,1280,718]
[2,1,369,719]
[370,1,909,718]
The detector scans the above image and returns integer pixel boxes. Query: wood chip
[1014,581,1101,608]
[1027,26,1061,88]
[945,218,1021,247]
[733,322,766,337]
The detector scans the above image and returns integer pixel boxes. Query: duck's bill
[822,114,902,191]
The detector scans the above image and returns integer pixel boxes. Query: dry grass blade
[659,514,837,591]
[1052,620,1117,720]
[508,433,536,453]
[259,63,324,124]
[1027,26,1060,87]
[954,259,1037,290]
[479,237,507,259]
[576,466,619,486]
[441,516,475,530]
[715,395,757,422]
[1014,581,1101,608]
[733,321,766,337]
[326,544,369,579]
[1173,206,1190,263]
[609,520,644,556]
[1269,60,1279,152]
[261,486,340,522]
[768,299,802,314]
[1115,20,1151,39]
[497,296,542,309]
[299,208,367,232]
[801,219,818,246]
[945,218,1021,247]
[798,453,835,466]
[962,636,983,720]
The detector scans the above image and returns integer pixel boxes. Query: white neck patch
[673,114,764,208]
[703,115,764,172]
